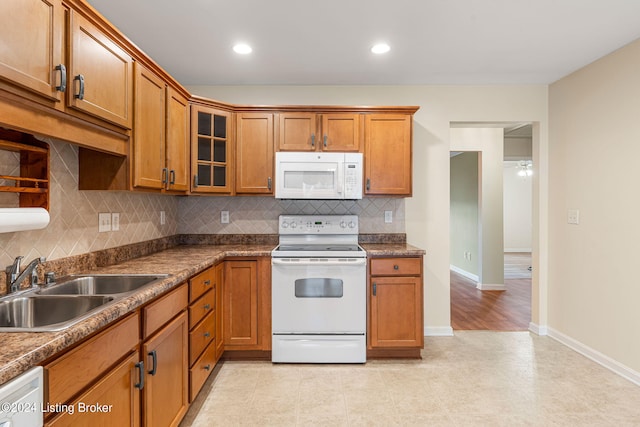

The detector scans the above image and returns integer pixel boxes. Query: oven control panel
[278,215,359,234]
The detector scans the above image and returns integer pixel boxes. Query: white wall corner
[548,327,640,387]
[450,265,479,283]
[424,326,454,337]
[528,322,547,336]
[475,283,506,291]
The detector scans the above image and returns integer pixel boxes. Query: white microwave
[275,152,363,199]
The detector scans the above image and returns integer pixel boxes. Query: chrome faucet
[5,256,46,294]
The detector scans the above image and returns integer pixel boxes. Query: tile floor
[180,332,640,426]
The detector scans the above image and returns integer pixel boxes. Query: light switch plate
[98,212,111,232]
[221,211,229,224]
[160,211,166,225]
[384,211,393,223]
[567,209,580,225]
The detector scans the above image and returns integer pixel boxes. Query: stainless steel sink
[37,274,168,296]
[0,295,114,331]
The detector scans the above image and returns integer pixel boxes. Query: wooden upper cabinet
[0,0,64,104]
[67,10,133,129]
[235,113,274,194]
[133,63,165,190]
[191,105,232,194]
[166,87,190,192]
[364,114,412,196]
[321,113,361,152]
[277,112,317,151]
[277,112,361,152]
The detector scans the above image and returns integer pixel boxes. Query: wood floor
[450,253,531,331]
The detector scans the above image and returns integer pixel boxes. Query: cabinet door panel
[364,114,412,195]
[322,113,360,152]
[370,276,422,348]
[277,113,317,151]
[236,113,274,194]
[224,260,258,347]
[143,312,189,427]
[133,63,165,189]
[46,351,141,427]
[166,87,190,192]
[68,11,133,128]
[191,106,232,193]
[0,0,63,102]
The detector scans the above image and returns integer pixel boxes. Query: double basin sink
[0,274,168,332]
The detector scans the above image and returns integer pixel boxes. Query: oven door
[271,258,366,334]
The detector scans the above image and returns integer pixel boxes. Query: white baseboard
[505,248,532,253]
[424,326,454,337]
[476,282,506,291]
[450,265,479,282]
[547,327,640,387]
[528,322,547,335]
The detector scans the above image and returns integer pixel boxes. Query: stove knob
[348,221,356,228]
[340,221,347,228]
[281,222,289,229]
[290,222,297,229]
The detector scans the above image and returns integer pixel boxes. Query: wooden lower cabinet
[46,351,141,427]
[223,258,271,352]
[368,257,424,357]
[187,264,220,402]
[142,311,189,427]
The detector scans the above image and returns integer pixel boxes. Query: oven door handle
[272,258,367,267]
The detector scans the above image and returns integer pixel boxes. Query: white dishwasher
[0,367,43,427]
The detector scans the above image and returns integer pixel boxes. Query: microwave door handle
[336,165,343,196]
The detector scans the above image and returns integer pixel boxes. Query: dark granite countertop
[0,241,423,385]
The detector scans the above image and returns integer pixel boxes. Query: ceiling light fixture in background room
[233,43,252,54]
[371,43,390,54]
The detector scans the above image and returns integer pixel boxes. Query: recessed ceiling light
[371,43,390,54]
[233,43,252,54]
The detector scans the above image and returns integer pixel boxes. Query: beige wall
[549,39,640,373]
[450,152,479,277]
[189,84,549,335]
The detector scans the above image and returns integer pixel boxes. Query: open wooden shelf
[0,129,50,210]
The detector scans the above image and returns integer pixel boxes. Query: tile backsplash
[0,137,405,269]
[0,138,178,268]
[178,197,404,235]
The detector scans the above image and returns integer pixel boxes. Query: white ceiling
[86,0,640,86]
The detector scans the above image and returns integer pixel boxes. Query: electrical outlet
[98,212,111,232]
[111,213,120,231]
[160,211,166,225]
[384,211,393,223]
[221,211,229,224]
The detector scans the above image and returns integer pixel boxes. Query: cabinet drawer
[189,339,217,402]
[143,283,188,338]
[45,313,139,407]
[370,257,421,276]
[189,268,215,302]
[189,311,216,366]
[189,288,215,330]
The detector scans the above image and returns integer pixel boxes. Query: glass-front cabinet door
[191,105,232,193]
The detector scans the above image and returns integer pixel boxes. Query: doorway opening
[449,124,532,331]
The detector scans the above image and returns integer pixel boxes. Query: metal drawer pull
[204,304,211,310]
[161,168,168,185]
[311,134,315,148]
[268,177,272,190]
[169,170,176,185]
[204,331,211,338]
[74,74,84,100]
[134,361,145,389]
[366,178,370,191]
[373,282,376,296]
[148,350,157,376]
[204,280,211,286]
[55,64,66,92]
[204,364,211,371]
[394,265,399,270]
[323,135,328,147]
